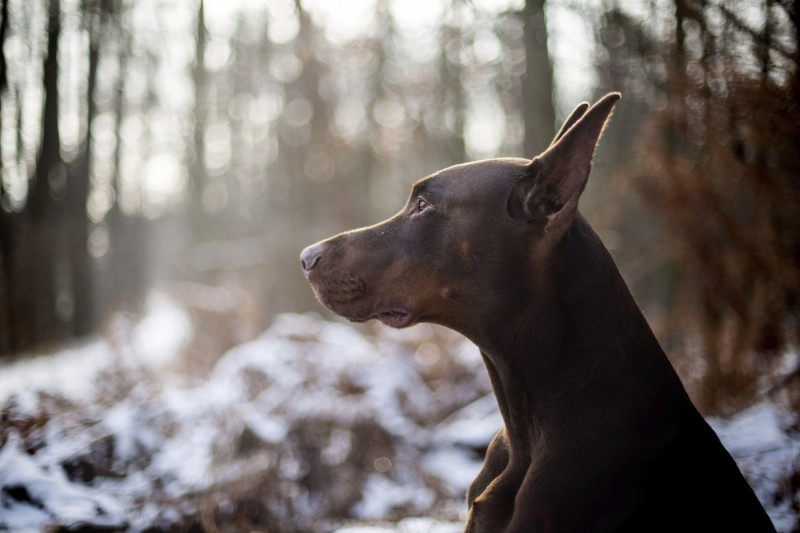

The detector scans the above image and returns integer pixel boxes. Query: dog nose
[300,243,323,274]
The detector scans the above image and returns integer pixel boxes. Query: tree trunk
[0,0,11,354]
[26,0,64,345]
[521,0,555,157]
[190,0,209,243]
[68,8,100,337]
[106,14,129,319]
[440,10,466,164]
[0,0,8,92]
[793,0,800,101]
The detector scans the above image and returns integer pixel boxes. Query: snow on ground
[709,403,800,532]
[335,517,462,533]
[0,293,192,404]
[0,302,489,532]
[0,295,798,532]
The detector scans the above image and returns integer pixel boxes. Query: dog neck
[460,214,686,463]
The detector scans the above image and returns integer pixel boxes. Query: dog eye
[416,198,428,212]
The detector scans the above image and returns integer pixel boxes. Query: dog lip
[346,308,413,328]
[374,310,412,328]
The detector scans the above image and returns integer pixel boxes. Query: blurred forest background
[0,0,798,415]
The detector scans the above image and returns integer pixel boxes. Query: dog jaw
[305,269,415,329]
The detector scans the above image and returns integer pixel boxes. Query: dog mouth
[349,309,413,328]
[306,272,414,328]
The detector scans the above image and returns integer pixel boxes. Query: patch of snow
[102,397,163,463]
[0,340,109,403]
[352,475,436,520]
[423,448,483,496]
[335,517,463,533]
[434,394,502,449]
[0,435,127,532]
[238,402,290,444]
[335,526,395,533]
[154,420,216,494]
[396,517,463,533]
[709,402,800,532]
[0,292,191,404]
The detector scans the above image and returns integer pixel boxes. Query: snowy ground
[0,293,798,532]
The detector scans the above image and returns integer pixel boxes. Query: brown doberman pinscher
[300,93,776,532]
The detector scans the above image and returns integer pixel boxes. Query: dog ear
[507,93,620,236]
[549,101,589,147]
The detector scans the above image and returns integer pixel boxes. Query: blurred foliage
[620,0,799,414]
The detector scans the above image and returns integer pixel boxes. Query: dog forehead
[417,157,529,200]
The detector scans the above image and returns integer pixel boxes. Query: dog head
[301,93,620,334]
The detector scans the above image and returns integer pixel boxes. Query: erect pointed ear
[507,92,620,236]
[549,101,589,147]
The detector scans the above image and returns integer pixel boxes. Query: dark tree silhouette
[26,0,63,345]
[521,0,555,156]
